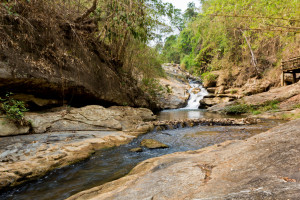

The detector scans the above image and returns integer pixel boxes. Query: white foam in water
[182,80,209,110]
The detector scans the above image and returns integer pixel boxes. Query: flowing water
[0,81,285,200]
[182,80,209,110]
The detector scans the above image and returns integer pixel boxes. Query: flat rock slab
[67,119,300,200]
[0,131,135,190]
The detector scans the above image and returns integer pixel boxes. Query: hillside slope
[0,1,158,110]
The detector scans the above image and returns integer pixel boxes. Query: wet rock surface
[157,64,190,109]
[140,139,169,149]
[67,119,300,200]
[0,131,135,190]
[0,105,156,190]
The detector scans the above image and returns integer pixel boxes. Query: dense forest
[161,0,300,87]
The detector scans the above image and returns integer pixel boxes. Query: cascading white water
[182,80,208,109]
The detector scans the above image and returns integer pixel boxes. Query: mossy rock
[130,147,143,152]
[140,139,169,149]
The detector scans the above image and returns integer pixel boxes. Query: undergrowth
[224,100,280,115]
[0,93,29,125]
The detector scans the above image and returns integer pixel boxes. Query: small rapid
[182,80,208,110]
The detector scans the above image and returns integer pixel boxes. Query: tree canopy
[161,0,300,79]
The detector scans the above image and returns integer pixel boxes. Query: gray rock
[25,105,156,134]
[140,139,169,149]
[0,118,30,137]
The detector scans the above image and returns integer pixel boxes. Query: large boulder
[0,117,30,137]
[25,105,156,135]
[157,76,190,109]
[67,119,300,200]
[200,96,233,108]
[140,139,169,149]
[241,78,273,96]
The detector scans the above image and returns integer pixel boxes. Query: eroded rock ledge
[67,119,300,200]
[0,105,156,190]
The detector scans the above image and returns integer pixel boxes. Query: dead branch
[240,29,259,75]
[75,0,97,23]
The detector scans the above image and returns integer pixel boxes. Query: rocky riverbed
[67,119,300,200]
[0,103,260,191]
[0,105,156,190]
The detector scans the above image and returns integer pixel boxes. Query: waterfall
[182,80,208,109]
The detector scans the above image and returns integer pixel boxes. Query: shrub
[224,104,250,114]
[230,89,238,94]
[0,93,29,125]
[252,110,261,115]
[259,100,280,112]
[293,104,300,109]
[201,72,217,82]
[141,78,164,98]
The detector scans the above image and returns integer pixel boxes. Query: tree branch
[240,30,259,75]
[75,0,97,23]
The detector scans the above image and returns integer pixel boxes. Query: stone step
[151,118,259,131]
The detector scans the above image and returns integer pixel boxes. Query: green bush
[252,110,262,115]
[224,104,250,114]
[255,100,280,112]
[293,104,300,109]
[201,72,217,82]
[0,93,29,125]
[141,78,164,98]
[230,89,238,94]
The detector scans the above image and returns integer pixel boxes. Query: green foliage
[0,93,29,125]
[293,104,300,109]
[201,72,217,81]
[166,85,172,94]
[252,110,261,115]
[224,104,250,114]
[225,100,280,115]
[161,0,300,77]
[259,100,280,112]
[141,78,164,98]
[230,89,238,94]
[280,112,300,120]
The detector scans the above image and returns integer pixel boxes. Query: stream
[0,81,284,200]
